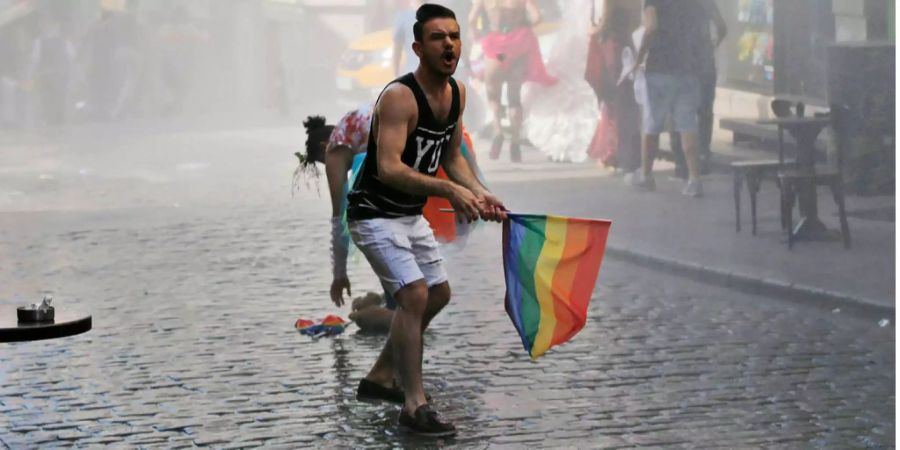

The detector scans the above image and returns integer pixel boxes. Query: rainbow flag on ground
[295,315,350,338]
[502,214,611,359]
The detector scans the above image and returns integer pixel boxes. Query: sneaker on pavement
[625,172,656,191]
[398,404,457,437]
[510,143,522,163]
[682,179,703,198]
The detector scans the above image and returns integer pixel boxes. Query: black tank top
[347,73,460,221]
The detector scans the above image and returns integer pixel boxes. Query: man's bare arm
[442,83,483,194]
[443,126,484,194]
[635,5,657,67]
[375,85,456,198]
[325,146,352,218]
[376,84,483,221]
[442,82,507,222]
[324,145,353,305]
[706,0,727,47]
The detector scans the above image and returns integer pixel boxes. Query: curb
[605,245,894,319]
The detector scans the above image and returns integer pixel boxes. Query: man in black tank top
[347,4,506,437]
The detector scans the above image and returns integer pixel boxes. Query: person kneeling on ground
[299,107,400,335]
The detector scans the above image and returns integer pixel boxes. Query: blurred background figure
[470,0,555,163]
[584,0,641,172]
[628,0,707,197]
[108,8,143,120]
[391,0,421,77]
[26,15,75,127]
[669,0,727,179]
[81,2,125,121]
[365,0,394,32]
[156,6,207,116]
[1,10,31,129]
[516,0,595,163]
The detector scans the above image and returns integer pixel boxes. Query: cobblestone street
[0,0,896,446]
[0,124,894,448]
[0,197,894,448]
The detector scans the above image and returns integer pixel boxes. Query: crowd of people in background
[0,4,208,129]
[585,0,726,197]
[4,0,728,200]
[384,0,727,198]
[382,0,727,198]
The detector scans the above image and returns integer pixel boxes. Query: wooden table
[758,116,833,240]
[0,305,92,343]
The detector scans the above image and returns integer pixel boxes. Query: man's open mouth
[442,52,456,64]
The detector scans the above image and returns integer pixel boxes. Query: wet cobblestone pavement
[0,198,894,449]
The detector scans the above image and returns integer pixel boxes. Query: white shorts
[349,216,448,296]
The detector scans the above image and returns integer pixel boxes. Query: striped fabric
[503,214,611,359]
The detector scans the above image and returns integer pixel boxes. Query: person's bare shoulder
[376,83,417,121]
[456,79,468,113]
[371,83,418,142]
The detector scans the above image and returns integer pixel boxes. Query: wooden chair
[732,99,799,234]
[778,104,851,249]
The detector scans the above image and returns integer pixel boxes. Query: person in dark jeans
[670,0,726,179]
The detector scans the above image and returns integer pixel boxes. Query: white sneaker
[625,172,656,191]
[682,179,703,198]
[623,171,637,185]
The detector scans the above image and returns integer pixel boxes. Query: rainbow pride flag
[502,214,611,359]
[295,315,349,338]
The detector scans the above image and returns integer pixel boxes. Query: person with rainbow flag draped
[300,106,396,333]
[298,104,484,335]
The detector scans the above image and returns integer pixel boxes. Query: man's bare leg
[379,281,427,412]
[506,56,527,163]
[680,132,700,181]
[375,280,450,414]
[362,281,450,398]
[484,57,505,159]
[642,133,660,178]
[400,282,449,411]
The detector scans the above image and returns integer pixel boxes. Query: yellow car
[335,29,397,108]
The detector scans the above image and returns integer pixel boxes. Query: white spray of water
[523,0,601,163]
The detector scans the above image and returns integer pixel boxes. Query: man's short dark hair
[413,3,456,42]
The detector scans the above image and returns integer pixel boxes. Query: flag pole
[439,208,513,214]
[439,208,613,224]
